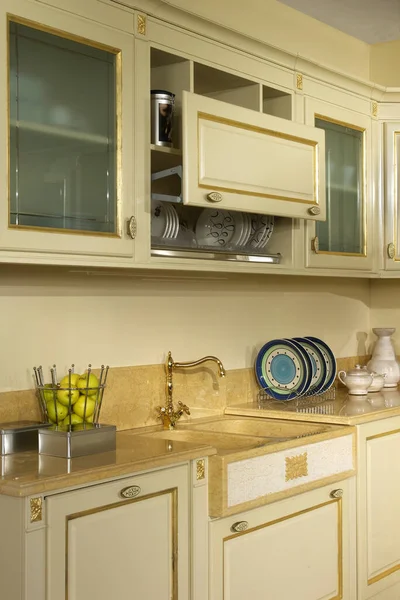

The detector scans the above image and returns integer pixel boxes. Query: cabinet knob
[330,488,343,499]
[311,236,319,254]
[387,243,396,260]
[308,206,321,216]
[230,521,249,533]
[120,485,141,499]
[206,192,223,203]
[127,216,137,239]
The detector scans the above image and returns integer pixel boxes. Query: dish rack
[257,386,337,415]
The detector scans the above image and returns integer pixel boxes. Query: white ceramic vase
[367,328,400,388]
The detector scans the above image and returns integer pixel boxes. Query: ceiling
[277,0,400,44]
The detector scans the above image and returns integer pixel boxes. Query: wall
[370,279,400,351]
[0,264,371,393]
[370,40,400,87]
[157,0,371,81]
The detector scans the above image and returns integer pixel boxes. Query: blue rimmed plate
[305,336,337,393]
[255,339,312,401]
[293,337,327,395]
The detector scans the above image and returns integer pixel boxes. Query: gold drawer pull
[231,521,249,533]
[127,216,137,239]
[330,488,343,499]
[206,192,223,203]
[308,206,321,216]
[120,485,141,499]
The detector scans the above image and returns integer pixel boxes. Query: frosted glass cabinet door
[305,98,373,271]
[0,2,135,260]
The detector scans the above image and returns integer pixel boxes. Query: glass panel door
[315,117,365,255]
[9,18,119,235]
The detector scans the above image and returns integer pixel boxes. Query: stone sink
[139,415,356,517]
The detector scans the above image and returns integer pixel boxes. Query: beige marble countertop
[0,429,216,497]
[226,387,400,425]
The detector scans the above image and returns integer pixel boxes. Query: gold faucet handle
[177,401,190,415]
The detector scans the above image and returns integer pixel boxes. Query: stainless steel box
[38,423,116,458]
[0,421,51,455]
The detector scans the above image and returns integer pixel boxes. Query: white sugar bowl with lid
[338,365,374,396]
[367,371,387,392]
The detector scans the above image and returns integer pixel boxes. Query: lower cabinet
[209,479,356,600]
[357,415,400,600]
[46,464,190,600]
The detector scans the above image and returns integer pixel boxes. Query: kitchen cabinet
[47,464,189,600]
[304,97,374,272]
[0,0,136,265]
[209,478,356,600]
[357,414,400,599]
[383,120,400,272]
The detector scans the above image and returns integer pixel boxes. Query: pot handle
[338,371,347,386]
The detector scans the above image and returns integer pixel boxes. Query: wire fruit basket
[33,363,109,427]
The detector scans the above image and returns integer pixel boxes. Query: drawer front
[227,434,354,507]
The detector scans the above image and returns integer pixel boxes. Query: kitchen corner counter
[0,430,216,497]
[226,387,400,425]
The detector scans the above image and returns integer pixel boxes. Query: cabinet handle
[330,488,343,499]
[127,216,137,239]
[387,243,396,260]
[120,485,141,499]
[308,206,321,216]
[206,192,223,203]
[311,236,319,253]
[230,521,249,533]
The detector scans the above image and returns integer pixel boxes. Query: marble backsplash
[0,356,370,430]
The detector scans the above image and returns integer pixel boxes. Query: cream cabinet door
[357,416,400,599]
[383,122,400,271]
[209,479,356,600]
[46,465,189,600]
[0,0,135,264]
[304,98,373,271]
[182,91,326,220]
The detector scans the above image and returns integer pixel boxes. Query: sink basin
[182,416,329,438]
[146,429,271,452]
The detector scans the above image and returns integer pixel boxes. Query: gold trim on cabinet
[314,113,367,257]
[197,111,319,206]
[7,14,123,239]
[196,459,206,480]
[366,428,400,442]
[285,452,308,481]
[30,497,43,523]
[372,102,378,118]
[65,488,178,600]
[391,131,400,261]
[223,498,343,600]
[296,73,303,90]
[137,14,147,35]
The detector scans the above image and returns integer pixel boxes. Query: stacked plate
[151,200,179,240]
[195,209,274,251]
[255,337,337,401]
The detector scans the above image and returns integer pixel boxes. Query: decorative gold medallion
[30,497,43,523]
[372,101,378,117]
[137,14,146,36]
[387,242,396,259]
[196,459,205,480]
[285,453,308,482]
[296,73,303,90]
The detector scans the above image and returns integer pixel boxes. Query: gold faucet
[157,351,226,430]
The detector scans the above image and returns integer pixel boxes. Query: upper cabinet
[0,0,135,263]
[304,98,373,271]
[383,121,400,272]
[182,91,326,220]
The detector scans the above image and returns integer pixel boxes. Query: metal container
[151,89,175,147]
[0,421,51,455]
[38,423,116,458]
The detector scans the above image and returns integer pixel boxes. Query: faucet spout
[157,351,226,429]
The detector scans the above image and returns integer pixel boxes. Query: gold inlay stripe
[223,498,343,599]
[314,113,367,258]
[7,15,123,239]
[392,131,400,261]
[65,488,178,599]
[197,111,319,206]
[366,428,400,442]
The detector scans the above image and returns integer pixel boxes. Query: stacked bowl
[255,337,337,401]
